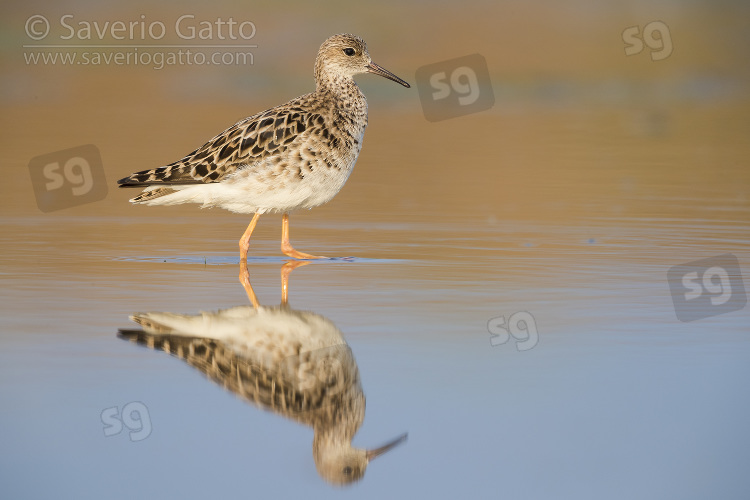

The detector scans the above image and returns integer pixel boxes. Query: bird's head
[313,433,407,485]
[314,33,410,89]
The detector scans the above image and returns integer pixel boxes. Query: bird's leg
[281,213,327,259]
[239,260,260,309]
[239,213,261,262]
[280,260,310,305]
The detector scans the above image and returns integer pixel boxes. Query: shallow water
[3,155,749,498]
[3,1,750,498]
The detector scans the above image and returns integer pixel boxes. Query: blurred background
[1,0,749,499]
[3,0,748,224]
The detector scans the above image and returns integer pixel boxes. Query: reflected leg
[281,260,310,305]
[239,260,260,308]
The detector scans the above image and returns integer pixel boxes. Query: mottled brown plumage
[117,34,410,260]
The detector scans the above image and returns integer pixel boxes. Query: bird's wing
[117,328,358,428]
[117,94,321,187]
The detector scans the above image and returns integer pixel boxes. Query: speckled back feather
[120,97,345,180]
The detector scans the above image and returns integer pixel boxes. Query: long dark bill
[365,433,408,461]
[366,62,411,88]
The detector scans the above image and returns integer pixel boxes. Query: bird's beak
[366,62,411,88]
[365,433,408,461]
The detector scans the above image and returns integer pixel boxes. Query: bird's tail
[128,186,178,203]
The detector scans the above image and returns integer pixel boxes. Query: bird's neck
[311,389,365,442]
[316,73,365,103]
[314,74,368,139]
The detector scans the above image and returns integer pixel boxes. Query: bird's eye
[343,48,355,56]
[342,466,353,475]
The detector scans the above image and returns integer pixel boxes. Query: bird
[118,265,407,485]
[117,33,410,261]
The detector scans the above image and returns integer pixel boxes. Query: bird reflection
[118,260,406,485]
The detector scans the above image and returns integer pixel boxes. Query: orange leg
[239,213,261,262]
[281,260,310,305]
[239,260,260,308]
[281,213,327,259]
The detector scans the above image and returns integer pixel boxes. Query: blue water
[1,213,749,499]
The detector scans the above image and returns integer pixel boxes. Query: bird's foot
[281,244,328,260]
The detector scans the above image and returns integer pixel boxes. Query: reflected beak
[365,433,408,461]
[366,62,411,88]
